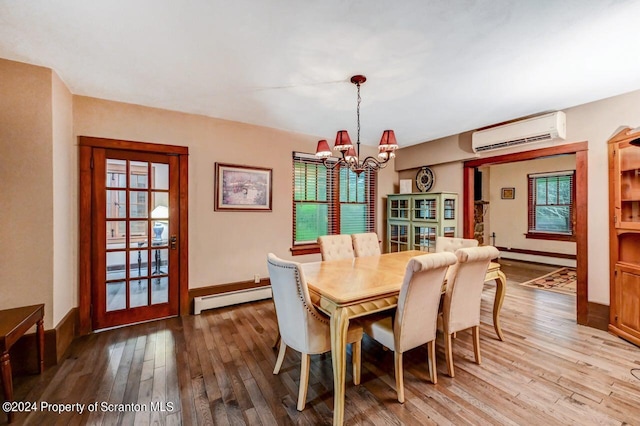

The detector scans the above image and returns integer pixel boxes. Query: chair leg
[352,341,361,385]
[427,339,437,385]
[394,352,405,403]
[297,353,311,411]
[273,342,287,374]
[273,331,281,350]
[472,325,482,365]
[444,332,455,378]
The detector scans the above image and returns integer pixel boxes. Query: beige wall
[1,57,395,328]
[6,53,639,319]
[395,89,640,305]
[0,59,55,327]
[52,70,76,326]
[73,97,395,289]
[488,156,576,266]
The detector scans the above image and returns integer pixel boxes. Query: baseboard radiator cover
[194,286,272,314]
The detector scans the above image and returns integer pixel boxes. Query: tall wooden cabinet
[608,127,640,346]
[387,192,458,253]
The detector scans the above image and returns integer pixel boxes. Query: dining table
[302,250,506,426]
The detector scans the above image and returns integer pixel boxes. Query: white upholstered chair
[267,253,363,411]
[318,234,355,261]
[441,245,500,377]
[362,252,458,403]
[435,236,478,253]
[351,232,382,257]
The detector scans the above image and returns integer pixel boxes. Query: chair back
[352,232,381,257]
[267,253,330,354]
[394,252,458,353]
[435,236,478,253]
[442,246,500,334]
[318,234,354,261]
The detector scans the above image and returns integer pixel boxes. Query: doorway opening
[463,142,589,325]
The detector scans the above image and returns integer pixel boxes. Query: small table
[0,304,45,424]
[303,251,506,426]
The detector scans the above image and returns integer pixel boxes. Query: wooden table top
[303,251,500,305]
[0,304,45,351]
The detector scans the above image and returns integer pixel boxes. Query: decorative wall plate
[416,166,435,192]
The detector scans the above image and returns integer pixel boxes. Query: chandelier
[315,75,398,174]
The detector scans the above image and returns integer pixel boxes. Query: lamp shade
[315,139,332,158]
[378,130,399,151]
[344,146,357,162]
[151,205,169,219]
[334,130,353,151]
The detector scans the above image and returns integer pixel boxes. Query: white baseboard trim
[194,286,272,314]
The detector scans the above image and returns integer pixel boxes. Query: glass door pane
[98,153,174,326]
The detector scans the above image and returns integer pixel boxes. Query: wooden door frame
[463,142,589,325]
[79,136,189,335]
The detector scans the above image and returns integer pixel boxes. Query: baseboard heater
[194,286,272,314]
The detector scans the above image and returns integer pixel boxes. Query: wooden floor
[6,260,640,425]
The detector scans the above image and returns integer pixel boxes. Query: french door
[79,138,188,332]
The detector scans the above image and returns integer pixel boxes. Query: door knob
[170,235,177,250]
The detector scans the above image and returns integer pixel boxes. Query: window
[527,170,575,241]
[292,152,376,253]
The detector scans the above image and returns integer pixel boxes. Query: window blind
[528,170,575,234]
[292,152,376,245]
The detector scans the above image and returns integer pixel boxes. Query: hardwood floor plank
[10,266,640,425]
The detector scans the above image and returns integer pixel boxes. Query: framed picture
[501,187,515,200]
[214,163,272,211]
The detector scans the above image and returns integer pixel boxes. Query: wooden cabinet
[608,127,640,346]
[386,192,458,253]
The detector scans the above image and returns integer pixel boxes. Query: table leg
[492,270,506,341]
[330,307,349,426]
[37,318,45,373]
[1,351,13,423]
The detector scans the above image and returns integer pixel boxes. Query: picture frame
[214,163,272,211]
[501,187,515,200]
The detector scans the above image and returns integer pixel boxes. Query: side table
[0,304,45,424]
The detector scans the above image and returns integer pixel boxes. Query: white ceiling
[2,0,640,147]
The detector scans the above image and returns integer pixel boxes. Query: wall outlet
[254,274,260,284]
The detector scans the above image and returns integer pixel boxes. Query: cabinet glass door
[413,225,437,252]
[389,197,410,219]
[617,143,640,228]
[388,222,410,252]
[413,198,437,220]
[444,198,456,220]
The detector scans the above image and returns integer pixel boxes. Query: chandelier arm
[361,155,390,168]
[321,157,342,170]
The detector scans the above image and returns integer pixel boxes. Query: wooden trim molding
[525,232,576,242]
[78,136,189,333]
[464,142,588,168]
[179,154,190,316]
[587,302,609,332]
[291,244,320,256]
[495,246,577,260]
[78,136,188,155]
[463,142,589,327]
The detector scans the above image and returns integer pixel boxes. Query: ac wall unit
[471,111,566,153]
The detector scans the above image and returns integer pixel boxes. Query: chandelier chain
[356,81,361,155]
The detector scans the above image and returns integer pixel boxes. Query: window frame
[526,170,576,242]
[291,152,376,255]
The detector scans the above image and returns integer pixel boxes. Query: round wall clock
[415,166,435,192]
